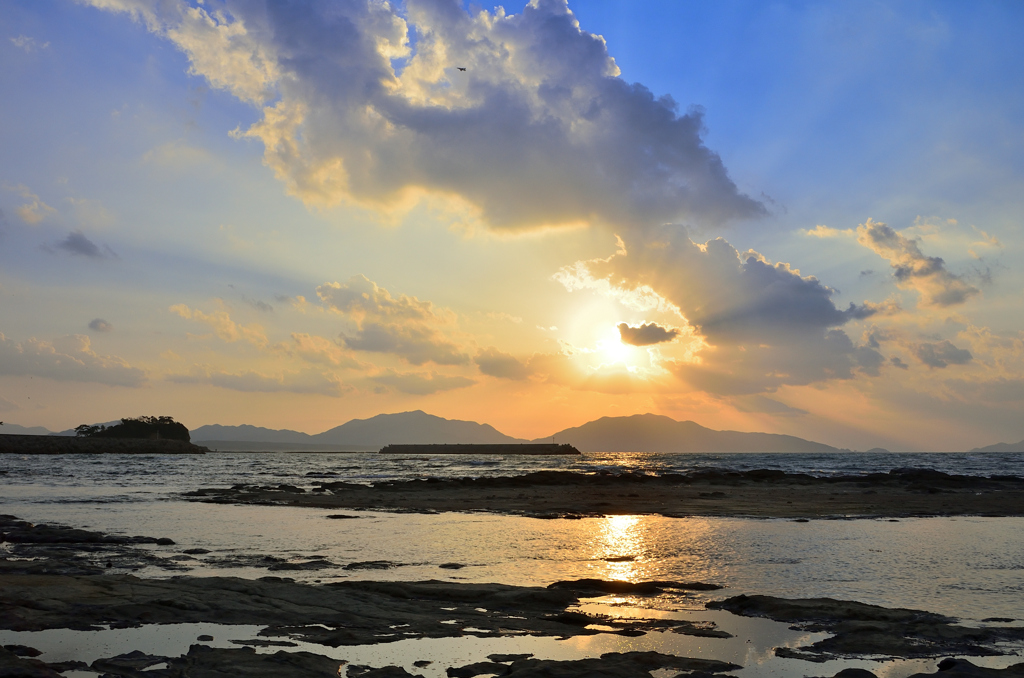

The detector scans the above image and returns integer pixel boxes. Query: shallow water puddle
[3,609,1020,678]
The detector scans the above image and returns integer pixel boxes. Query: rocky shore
[1,514,1023,677]
[184,468,1024,518]
[0,434,208,455]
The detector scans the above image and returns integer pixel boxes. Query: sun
[596,328,634,366]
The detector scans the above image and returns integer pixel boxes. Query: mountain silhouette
[537,413,842,453]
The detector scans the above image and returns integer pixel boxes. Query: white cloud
[856,218,979,307]
[84,0,763,231]
[803,224,852,238]
[370,369,474,395]
[317,275,467,366]
[7,184,56,225]
[169,303,268,348]
[166,365,349,397]
[10,35,50,53]
[0,332,145,386]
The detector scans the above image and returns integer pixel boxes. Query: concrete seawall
[0,434,208,455]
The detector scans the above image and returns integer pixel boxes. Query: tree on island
[75,416,190,442]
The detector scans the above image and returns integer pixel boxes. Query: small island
[379,443,580,455]
[0,416,208,455]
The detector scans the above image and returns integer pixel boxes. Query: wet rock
[549,578,722,595]
[267,560,338,571]
[487,654,533,663]
[343,560,401,571]
[92,649,170,675]
[183,548,211,555]
[708,595,1024,660]
[438,563,465,569]
[197,635,213,641]
[819,660,1024,678]
[448,651,739,678]
[0,647,64,678]
[171,645,342,678]
[184,469,1024,519]
[914,659,1024,678]
[824,669,879,678]
[3,644,42,657]
[447,661,508,677]
[0,515,174,547]
[325,514,361,519]
[230,639,299,647]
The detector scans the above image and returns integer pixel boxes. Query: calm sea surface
[1,451,1022,678]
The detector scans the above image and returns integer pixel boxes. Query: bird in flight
[457,67,466,71]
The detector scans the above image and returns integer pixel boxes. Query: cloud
[88,318,113,333]
[911,340,973,369]
[732,395,808,417]
[617,322,679,346]
[49,231,116,258]
[0,332,145,386]
[803,225,851,238]
[475,347,531,380]
[169,303,268,348]
[0,395,20,412]
[318,274,467,366]
[10,35,49,53]
[290,333,360,368]
[167,365,348,397]
[8,184,55,225]
[856,218,979,307]
[370,370,475,395]
[342,321,468,366]
[317,275,437,322]
[84,0,763,231]
[560,227,886,395]
[890,356,909,370]
[945,377,1024,402]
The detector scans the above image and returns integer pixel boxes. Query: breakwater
[0,434,208,455]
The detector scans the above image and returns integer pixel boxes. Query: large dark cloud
[91,0,764,231]
[561,227,887,394]
[617,322,679,346]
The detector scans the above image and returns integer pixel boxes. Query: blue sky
[1,0,1022,450]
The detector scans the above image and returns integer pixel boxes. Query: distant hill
[192,411,526,447]
[0,424,54,436]
[969,439,1024,453]
[311,411,526,446]
[538,413,842,453]
[191,424,313,444]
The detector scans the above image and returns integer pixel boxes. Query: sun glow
[596,328,635,368]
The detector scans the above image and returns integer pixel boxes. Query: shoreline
[183,468,1024,519]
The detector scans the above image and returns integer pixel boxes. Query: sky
[1,0,1023,451]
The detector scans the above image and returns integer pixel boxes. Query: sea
[1,451,1023,678]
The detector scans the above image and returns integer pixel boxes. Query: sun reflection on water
[593,514,651,581]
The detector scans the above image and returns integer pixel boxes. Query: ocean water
[1,451,1022,678]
